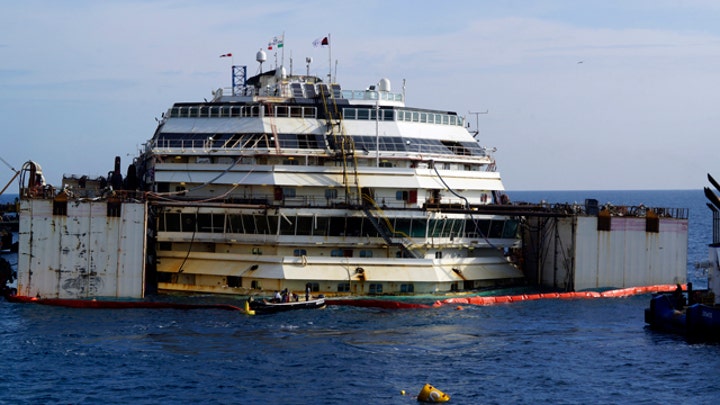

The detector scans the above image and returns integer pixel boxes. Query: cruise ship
[14,49,524,300]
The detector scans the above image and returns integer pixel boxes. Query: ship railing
[341,89,403,103]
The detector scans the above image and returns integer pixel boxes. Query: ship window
[293,249,307,256]
[274,105,288,117]
[346,217,362,237]
[420,113,427,123]
[337,283,351,292]
[164,213,181,232]
[278,134,298,148]
[325,188,337,199]
[107,201,122,218]
[331,249,343,257]
[227,276,241,288]
[53,200,67,216]
[197,214,212,232]
[283,188,296,198]
[241,214,255,233]
[342,108,356,120]
[359,250,373,257]
[489,220,504,238]
[400,284,414,293]
[252,247,262,255]
[328,217,346,236]
[296,216,312,235]
[313,216,329,236]
[502,219,519,238]
[369,284,383,294]
[357,109,370,120]
[253,215,276,235]
[280,214,295,235]
[435,251,443,259]
[226,214,242,233]
[411,219,426,238]
[394,218,411,237]
[251,280,261,290]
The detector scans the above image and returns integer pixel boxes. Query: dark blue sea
[2,190,719,404]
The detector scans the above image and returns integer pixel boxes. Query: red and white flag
[312,36,329,47]
[219,53,232,58]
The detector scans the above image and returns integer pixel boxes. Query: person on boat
[673,283,685,310]
[305,283,311,301]
[274,291,282,303]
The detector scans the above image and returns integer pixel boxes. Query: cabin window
[251,280,262,290]
[331,249,343,257]
[369,284,383,294]
[489,220,505,238]
[325,188,338,199]
[280,214,295,235]
[293,249,307,257]
[283,188,296,198]
[227,276,241,288]
[328,217,346,236]
[359,250,373,258]
[337,283,351,292]
[503,220,519,238]
[296,216,312,236]
[252,247,262,255]
[400,284,414,293]
[435,251,443,259]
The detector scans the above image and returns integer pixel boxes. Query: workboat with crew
[644,174,720,341]
[13,41,524,301]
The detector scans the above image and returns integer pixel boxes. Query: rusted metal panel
[17,199,147,299]
[573,216,687,290]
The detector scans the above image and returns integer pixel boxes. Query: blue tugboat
[644,174,720,340]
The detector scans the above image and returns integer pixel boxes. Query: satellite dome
[378,78,391,92]
[256,50,267,63]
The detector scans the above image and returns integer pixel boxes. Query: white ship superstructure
[16,50,524,299]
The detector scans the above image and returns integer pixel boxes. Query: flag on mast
[219,53,232,57]
[313,36,329,47]
[268,35,284,50]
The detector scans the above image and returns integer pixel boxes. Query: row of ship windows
[166,105,464,127]
[157,212,519,239]
[155,133,485,156]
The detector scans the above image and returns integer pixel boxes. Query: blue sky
[2,0,720,190]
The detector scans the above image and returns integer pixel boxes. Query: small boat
[644,173,720,341]
[248,296,326,315]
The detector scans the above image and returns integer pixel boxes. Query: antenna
[468,110,489,138]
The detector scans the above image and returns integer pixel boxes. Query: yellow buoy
[244,300,256,316]
[417,383,450,403]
